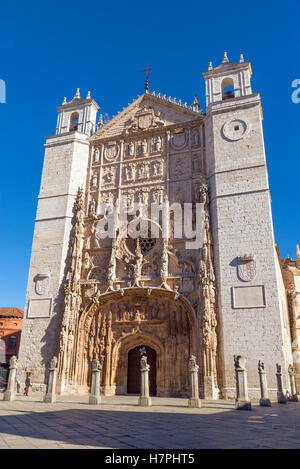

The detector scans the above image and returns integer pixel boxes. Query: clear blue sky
[0,0,299,309]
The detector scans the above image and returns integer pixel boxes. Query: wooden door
[127,345,156,395]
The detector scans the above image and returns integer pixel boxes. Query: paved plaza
[0,394,300,449]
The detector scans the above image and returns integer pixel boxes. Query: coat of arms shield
[35,274,50,295]
[237,255,256,282]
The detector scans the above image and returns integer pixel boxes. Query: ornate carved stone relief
[237,255,257,282]
[125,106,165,134]
[102,166,116,186]
[104,142,120,161]
[34,273,50,296]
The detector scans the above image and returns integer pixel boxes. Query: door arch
[127,345,157,395]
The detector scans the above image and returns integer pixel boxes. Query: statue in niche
[152,135,162,152]
[87,221,100,249]
[153,161,162,177]
[89,198,96,217]
[191,130,200,146]
[91,172,98,189]
[132,239,143,287]
[93,147,100,164]
[128,141,135,156]
[141,139,147,155]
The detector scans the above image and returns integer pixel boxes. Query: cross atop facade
[140,64,155,92]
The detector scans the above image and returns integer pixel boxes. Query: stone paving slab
[0,393,300,448]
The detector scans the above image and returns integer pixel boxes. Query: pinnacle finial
[97,114,103,128]
[62,97,67,105]
[74,88,80,99]
[208,61,213,70]
[192,94,200,112]
[222,51,229,63]
[86,91,91,99]
[240,54,244,63]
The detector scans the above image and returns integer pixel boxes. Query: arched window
[221,77,234,100]
[69,112,79,131]
[8,335,17,348]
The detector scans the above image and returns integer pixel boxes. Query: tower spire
[191,94,200,112]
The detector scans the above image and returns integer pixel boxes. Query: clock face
[222,118,249,141]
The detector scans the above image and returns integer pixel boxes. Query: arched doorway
[127,345,156,395]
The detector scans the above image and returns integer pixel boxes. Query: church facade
[18,53,294,400]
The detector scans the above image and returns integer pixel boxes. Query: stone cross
[89,358,102,405]
[188,355,201,408]
[276,364,287,404]
[44,356,58,403]
[258,360,271,407]
[234,355,252,410]
[138,355,152,406]
[288,364,298,402]
[3,355,18,401]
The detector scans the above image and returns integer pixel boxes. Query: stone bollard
[188,355,201,408]
[276,364,287,404]
[44,357,58,403]
[3,356,18,401]
[234,355,251,410]
[89,358,102,405]
[288,364,298,402]
[138,355,152,407]
[258,361,271,407]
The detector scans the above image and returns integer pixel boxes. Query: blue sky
[0,0,299,309]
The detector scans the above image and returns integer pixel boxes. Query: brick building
[0,308,24,363]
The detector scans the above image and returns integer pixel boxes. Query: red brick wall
[0,317,23,363]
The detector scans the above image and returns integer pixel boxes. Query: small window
[234,125,240,131]
[8,335,17,347]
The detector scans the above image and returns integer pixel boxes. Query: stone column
[188,355,201,408]
[89,358,102,405]
[44,357,58,403]
[288,364,298,402]
[3,356,18,401]
[234,355,251,410]
[138,355,152,407]
[258,360,271,407]
[276,364,287,404]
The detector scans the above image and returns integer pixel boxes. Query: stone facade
[18,54,294,400]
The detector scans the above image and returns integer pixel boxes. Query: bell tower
[56,89,99,135]
[204,53,293,400]
[18,90,99,386]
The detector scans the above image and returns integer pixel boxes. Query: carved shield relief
[138,113,153,129]
[237,256,256,282]
[35,274,50,295]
